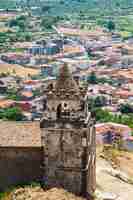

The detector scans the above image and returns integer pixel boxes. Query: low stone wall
[0,147,43,191]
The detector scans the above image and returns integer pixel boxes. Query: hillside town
[0,3,133,200]
[1,11,133,151]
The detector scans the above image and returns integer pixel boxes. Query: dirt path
[96,157,133,200]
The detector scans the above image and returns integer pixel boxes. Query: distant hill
[0,0,16,9]
[0,0,133,13]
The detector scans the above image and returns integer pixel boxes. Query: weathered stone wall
[42,127,87,195]
[41,119,96,196]
[47,99,81,112]
[86,124,96,194]
[0,147,42,191]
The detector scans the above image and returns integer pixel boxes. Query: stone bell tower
[40,63,96,197]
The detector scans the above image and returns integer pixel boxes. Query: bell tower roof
[55,63,79,94]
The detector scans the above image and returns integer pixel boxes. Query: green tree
[119,104,133,114]
[92,108,113,122]
[87,97,95,109]
[88,96,107,109]
[17,15,27,21]
[41,5,51,13]
[116,2,120,7]
[8,15,27,30]
[25,33,32,41]
[3,107,23,121]
[7,94,21,101]
[41,16,60,30]
[80,24,85,29]
[92,107,133,130]
[9,19,18,27]
[18,20,26,32]
[107,20,115,32]
[59,0,65,4]
[87,71,97,84]
[94,96,107,107]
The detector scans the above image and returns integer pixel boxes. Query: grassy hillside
[1,0,133,38]
[0,0,133,12]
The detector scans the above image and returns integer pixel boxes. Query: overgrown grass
[102,145,122,167]
[0,181,41,200]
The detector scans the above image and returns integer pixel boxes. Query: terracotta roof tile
[0,121,41,147]
[95,122,131,136]
[21,91,33,98]
[0,99,15,108]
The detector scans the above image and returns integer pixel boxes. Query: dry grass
[0,63,40,78]
[100,144,133,177]
[117,151,133,177]
[1,187,86,200]
[0,14,16,22]
[0,27,11,32]
[101,145,122,168]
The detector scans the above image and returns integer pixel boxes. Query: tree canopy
[106,20,115,32]
[119,103,133,114]
[87,71,97,84]
[0,107,23,121]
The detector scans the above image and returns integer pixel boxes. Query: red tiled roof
[24,80,40,85]
[0,122,41,147]
[126,136,133,142]
[95,122,131,136]
[0,99,15,108]
[21,91,33,98]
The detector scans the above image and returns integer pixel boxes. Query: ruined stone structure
[40,63,96,197]
[0,122,42,191]
[0,147,42,191]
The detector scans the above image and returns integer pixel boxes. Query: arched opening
[62,103,70,116]
[56,104,62,119]
[43,98,47,111]
[47,83,53,90]
[63,103,68,110]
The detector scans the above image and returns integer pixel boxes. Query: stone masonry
[40,63,96,197]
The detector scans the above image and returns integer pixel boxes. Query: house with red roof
[20,91,34,101]
[1,53,30,65]
[95,122,131,145]
[123,136,133,152]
